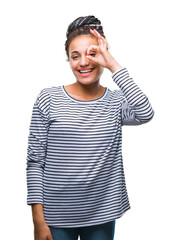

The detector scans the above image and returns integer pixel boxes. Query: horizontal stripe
[26,67,154,227]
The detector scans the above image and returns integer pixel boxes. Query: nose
[79,54,89,67]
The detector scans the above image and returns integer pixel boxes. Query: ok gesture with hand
[86,29,122,73]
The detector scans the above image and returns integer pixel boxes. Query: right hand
[34,222,53,240]
[86,29,122,73]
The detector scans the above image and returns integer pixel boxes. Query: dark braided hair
[65,15,106,59]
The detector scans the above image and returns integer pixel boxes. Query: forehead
[69,35,98,54]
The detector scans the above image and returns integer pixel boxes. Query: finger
[86,45,99,55]
[94,30,107,45]
[100,34,107,45]
[91,29,108,49]
[90,28,98,38]
[90,28,106,43]
[93,29,102,38]
[47,233,53,240]
[48,235,53,240]
[86,54,99,64]
[93,29,106,45]
[90,28,102,40]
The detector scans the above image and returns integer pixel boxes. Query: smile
[78,68,94,73]
[78,68,94,77]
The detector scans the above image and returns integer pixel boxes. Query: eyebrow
[71,51,79,54]
[71,50,96,54]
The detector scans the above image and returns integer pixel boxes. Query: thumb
[47,229,53,240]
[86,45,99,55]
[48,234,53,240]
[85,54,99,64]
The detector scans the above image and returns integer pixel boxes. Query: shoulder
[107,88,125,102]
[38,87,52,99]
[37,85,62,100]
[35,86,56,112]
[37,85,64,106]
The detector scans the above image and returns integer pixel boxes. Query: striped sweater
[26,67,154,228]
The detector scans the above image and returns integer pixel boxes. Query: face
[68,35,104,85]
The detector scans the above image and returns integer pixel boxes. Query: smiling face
[68,35,104,86]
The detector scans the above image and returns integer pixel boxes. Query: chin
[75,69,104,85]
[76,79,99,86]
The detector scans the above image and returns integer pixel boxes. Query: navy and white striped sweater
[26,67,154,228]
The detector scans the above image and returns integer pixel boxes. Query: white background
[0,0,180,239]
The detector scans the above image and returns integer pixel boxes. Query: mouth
[78,68,94,77]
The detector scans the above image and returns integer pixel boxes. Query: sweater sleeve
[112,67,154,125]
[26,88,50,205]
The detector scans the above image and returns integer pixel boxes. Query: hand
[34,222,53,240]
[86,29,123,73]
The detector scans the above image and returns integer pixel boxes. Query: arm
[26,89,52,240]
[26,89,50,205]
[32,204,45,225]
[86,29,154,125]
[32,204,53,240]
[112,67,154,125]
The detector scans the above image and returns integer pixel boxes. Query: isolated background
[0,0,179,239]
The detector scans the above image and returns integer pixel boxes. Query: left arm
[112,67,154,125]
[86,29,154,125]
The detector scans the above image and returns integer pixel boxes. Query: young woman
[26,15,154,240]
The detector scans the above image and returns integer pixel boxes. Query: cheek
[98,67,104,75]
[69,61,76,70]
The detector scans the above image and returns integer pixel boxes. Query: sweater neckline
[61,85,108,104]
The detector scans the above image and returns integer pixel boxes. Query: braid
[65,15,105,59]
[66,15,102,38]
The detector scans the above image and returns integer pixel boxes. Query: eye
[71,55,79,60]
[89,52,96,57]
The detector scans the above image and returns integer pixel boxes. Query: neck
[73,80,103,97]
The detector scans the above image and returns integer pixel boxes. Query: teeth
[80,69,92,73]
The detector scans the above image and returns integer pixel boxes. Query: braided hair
[65,15,105,59]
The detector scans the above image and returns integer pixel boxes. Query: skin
[31,204,53,240]
[64,29,123,100]
[31,28,123,240]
